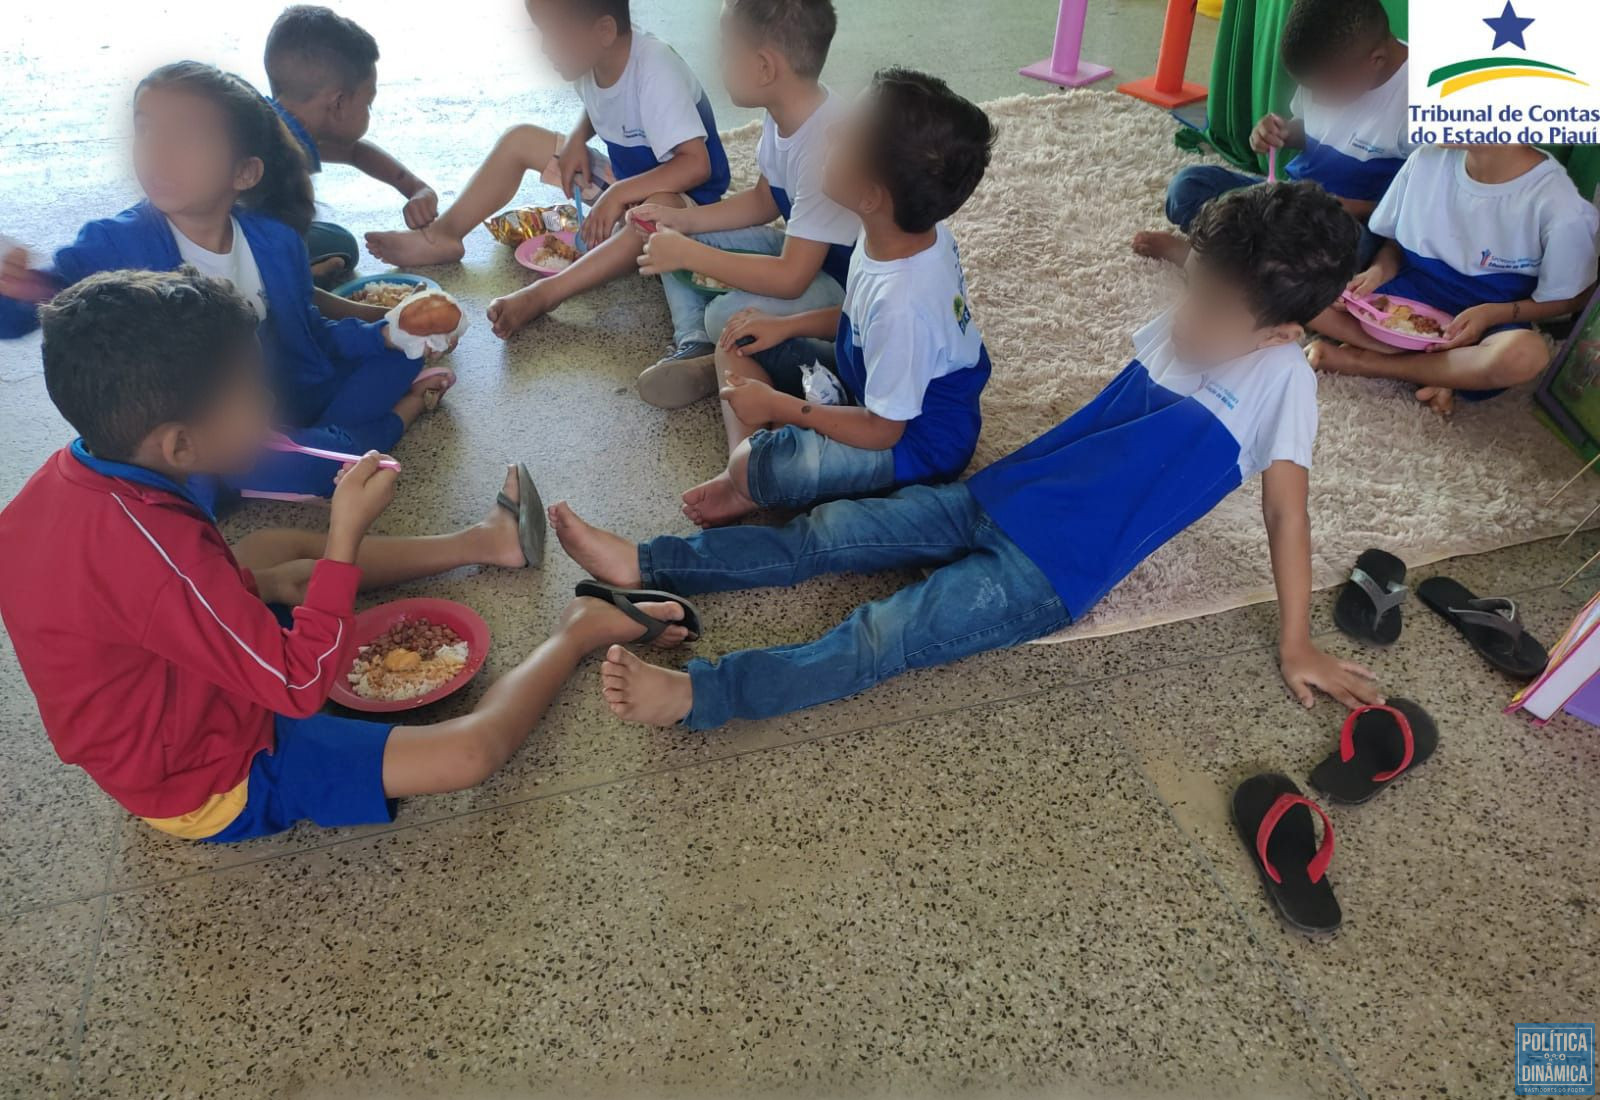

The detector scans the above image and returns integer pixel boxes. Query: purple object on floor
[1559,672,1600,725]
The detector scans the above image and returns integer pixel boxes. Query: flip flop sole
[1333,549,1407,646]
[1232,773,1342,936]
[1417,577,1549,679]
[516,464,546,567]
[1309,697,1438,805]
[575,580,703,641]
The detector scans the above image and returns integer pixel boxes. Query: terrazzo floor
[3,1,1597,1097]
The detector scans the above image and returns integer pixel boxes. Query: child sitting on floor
[672,67,996,528]
[1308,143,1600,416]
[1135,0,1411,267]
[0,62,451,504]
[627,0,858,394]
[548,182,1384,728]
[0,269,694,842]
[366,0,731,340]
[264,5,439,292]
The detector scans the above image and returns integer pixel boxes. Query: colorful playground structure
[1020,0,1210,107]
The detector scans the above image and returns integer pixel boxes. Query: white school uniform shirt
[170,217,267,320]
[756,90,859,284]
[1370,146,1600,303]
[1285,57,1415,202]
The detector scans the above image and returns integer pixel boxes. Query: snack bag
[483,204,580,246]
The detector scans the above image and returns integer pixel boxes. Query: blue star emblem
[1483,1,1534,50]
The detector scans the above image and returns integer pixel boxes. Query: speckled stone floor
[3,2,1597,1098]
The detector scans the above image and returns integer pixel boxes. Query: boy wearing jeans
[550,183,1384,727]
[629,0,857,392]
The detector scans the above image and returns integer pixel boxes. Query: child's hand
[1251,113,1291,154]
[1342,266,1387,304]
[719,308,790,355]
[1441,304,1499,349]
[0,246,32,300]
[1279,641,1382,710]
[327,452,399,562]
[582,191,625,250]
[636,227,695,276]
[557,142,591,199]
[403,187,439,230]
[719,372,781,424]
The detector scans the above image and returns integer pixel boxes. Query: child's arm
[720,306,842,351]
[640,226,832,301]
[580,138,713,249]
[632,180,782,237]
[721,373,908,451]
[1345,240,1403,299]
[1442,290,1595,349]
[323,138,437,229]
[1262,460,1382,709]
[1252,113,1307,155]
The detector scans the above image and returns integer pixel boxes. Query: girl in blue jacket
[0,62,452,502]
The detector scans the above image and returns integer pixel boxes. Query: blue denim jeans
[638,483,1070,729]
[664,224,846,349]
[746,425,896,509]
[1167,164,1382,264]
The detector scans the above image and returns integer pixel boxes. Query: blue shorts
[1376,269,1534,402]
[752,337,839,399]
[202,712,396,842]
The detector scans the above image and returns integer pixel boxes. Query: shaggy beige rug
[725,91,1597,640]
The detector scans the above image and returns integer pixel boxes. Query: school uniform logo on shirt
[1479,249,1540,272]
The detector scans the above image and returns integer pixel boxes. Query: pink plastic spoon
[266,433,402,472]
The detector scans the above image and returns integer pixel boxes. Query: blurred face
[325,73,377,144]
[176,346,277,477]
[1168,255,1298,367]
[718,6,777,109]
[820,92,885,217]
[133,86,259,219]
[1294,45,1386,107]
[526,0,617,82]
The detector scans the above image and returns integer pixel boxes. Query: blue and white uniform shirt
[834,223,991,484]
[756,90,860,286]
[968,310,1317,618]
[576,28,731,206]
[1285,59,1414,203]
[1370,145,1600,307]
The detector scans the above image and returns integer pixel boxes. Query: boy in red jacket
[0,269,694,841]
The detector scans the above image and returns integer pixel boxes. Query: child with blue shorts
[549,184,1384,727]
[0,63,452,504]
[366,0,731,340]
[626,0,858,400]
[671,68,997,528]
[0,270,696,841]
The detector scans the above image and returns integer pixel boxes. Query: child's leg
[547,482,984,595]
[1307,305,1397,353]
[365,125,564,266]
[681,425,896,529]
[1308,328,1550,413]
[487,193,691,339]
[660,226,790,352]
[382,596,693,796]
[1133,165,1262,263]
[317,352,454,432]
[716,343,775,451]
[601,524,1069,728]
[234,465,533,601]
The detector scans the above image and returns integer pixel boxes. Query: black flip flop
[1309,698,1438,804]
[1333,549,1408,646]
[496,463,546,567]
[575,580,702,643]
[1417,577,1549,680]
[1232,773,1341,935]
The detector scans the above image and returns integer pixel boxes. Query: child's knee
[435,727,511,791]
[1489,331,1552,385]
[496,124,557,165]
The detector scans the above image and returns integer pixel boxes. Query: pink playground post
[1019,0,1113,89]
[1118,0,1208,108]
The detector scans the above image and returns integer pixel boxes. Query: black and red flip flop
[1309,699,1438,805]
[1232,774,1341,935]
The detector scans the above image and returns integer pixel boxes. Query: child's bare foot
[546,502,643,586]
[561,598,690,651]
[364,225,466,267]
[600,645,694,726]
[487,285,551,340]
[680,472,756,528]
[1131,230,1191,265]
[1306,339,1365,375]
[474,464,536,568]
[1416,386,1457,418]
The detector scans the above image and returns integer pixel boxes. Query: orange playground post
[1118,0,1208,108]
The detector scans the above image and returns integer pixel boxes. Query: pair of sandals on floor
[1235,550,1552,937]
[497,463,703,644]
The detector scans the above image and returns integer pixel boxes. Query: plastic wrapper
[484,204,580,246]
[383,289,470,360]
[800,363,847,407]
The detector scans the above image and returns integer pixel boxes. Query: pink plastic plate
[513,230,580,277]
[1353,295,1454,352]
[329,598,491,714]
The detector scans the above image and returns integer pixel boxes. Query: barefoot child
[0,270,694,841]
[1308,144,1600,415]
[264,5,438,292]
[366,0,731,339]
[0,63,451,502]
[675,68,995,528]
[628,0,857,394]
[1135,0,1410,267]
[552,183,1384,727]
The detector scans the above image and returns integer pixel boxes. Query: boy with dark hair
[549,182,1385,728]
[264,5,438,287]
[664,67,997,528]
[0,269,695,841]
[1135,0,1409,265]
[627,0,856,400]
[367,0,732,340]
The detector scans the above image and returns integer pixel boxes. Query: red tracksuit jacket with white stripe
[0,447,360,819]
